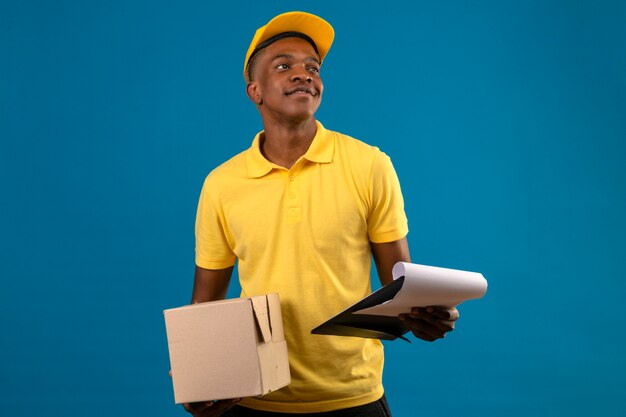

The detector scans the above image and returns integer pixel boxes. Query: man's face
[247,37,323,122]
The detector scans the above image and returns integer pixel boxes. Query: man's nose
[290,65,311,82]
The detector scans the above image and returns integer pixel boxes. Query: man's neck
[260,117,317,169]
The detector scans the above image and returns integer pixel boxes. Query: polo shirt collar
[246,120,335,178]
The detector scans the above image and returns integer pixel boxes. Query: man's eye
[308,66,320,73]
[276,63,289,70]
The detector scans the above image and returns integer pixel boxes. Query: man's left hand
[399,306,459,342]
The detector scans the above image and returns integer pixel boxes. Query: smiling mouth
[286,87,317,97]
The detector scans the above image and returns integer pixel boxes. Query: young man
[186,11,458,417]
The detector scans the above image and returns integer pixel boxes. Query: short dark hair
[246,31,320,81]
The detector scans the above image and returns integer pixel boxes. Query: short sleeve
[195,178,237,269]
[367,152,409,243]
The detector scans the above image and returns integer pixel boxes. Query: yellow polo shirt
[195,121,408,413]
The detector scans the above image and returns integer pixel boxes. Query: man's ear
[246,82,263,105]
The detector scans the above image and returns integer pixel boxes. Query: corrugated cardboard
[164,293,290,404]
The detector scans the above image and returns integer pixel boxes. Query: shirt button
[289,193,296,199]
[289,175,296,181]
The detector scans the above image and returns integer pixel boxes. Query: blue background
[1,1,625,416]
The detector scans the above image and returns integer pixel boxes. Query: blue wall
[1,1,624,416]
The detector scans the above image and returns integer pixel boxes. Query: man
[185,11,458,417]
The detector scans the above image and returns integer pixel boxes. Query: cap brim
[244,11,335,81]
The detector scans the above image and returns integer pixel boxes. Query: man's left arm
[370,238,458,342]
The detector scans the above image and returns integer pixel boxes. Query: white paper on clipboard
[353,262,488,317]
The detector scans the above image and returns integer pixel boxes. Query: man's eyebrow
[270,54,321,65]
[305,56,321,65]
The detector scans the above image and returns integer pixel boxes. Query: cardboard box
[164,293,290,404]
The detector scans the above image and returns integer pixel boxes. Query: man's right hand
[182,399,241,417]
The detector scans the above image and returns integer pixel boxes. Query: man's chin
[260,101,321,123]
[278,106,320,122]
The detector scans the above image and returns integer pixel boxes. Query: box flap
[257,340,291,394]
[267,293,285,342]
[273,340,291,389]
[251,295,272,343]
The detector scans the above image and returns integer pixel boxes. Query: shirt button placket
[286,168,301,223]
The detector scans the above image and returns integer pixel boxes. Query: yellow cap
[243,11,335,82]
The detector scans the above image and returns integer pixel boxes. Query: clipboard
[311,276,412,342]
[311,262,488,342]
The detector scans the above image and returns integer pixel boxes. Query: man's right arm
[191,265,234,304]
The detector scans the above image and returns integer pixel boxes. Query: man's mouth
[285,87,317,97]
